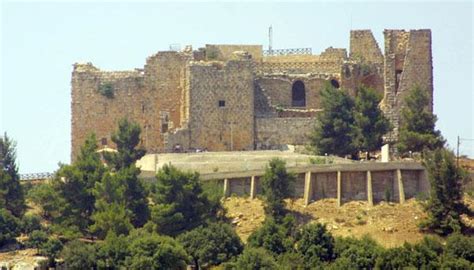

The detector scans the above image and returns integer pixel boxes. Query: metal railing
[263,48,312,56]
[20,172,53,181]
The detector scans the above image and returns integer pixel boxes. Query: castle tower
[381,29,433,142]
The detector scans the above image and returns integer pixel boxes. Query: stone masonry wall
[71,63,153,160]
[205,44,263,61]
[255,117,314,149]
[186,60,255,151]
[381,30,433,141]
[349,30,384,64]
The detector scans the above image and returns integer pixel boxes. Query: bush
[27,230,49,251]
[248,218,293,255]
[232,248,278,270]
[61,240,97,270]
[97,231,130,269]
[333,235,381,269]
[445,233,474,262]
[40,238,63,267]
[127,233,188,269]
[296,223,334,263]
[20,214,42,234]
[0,208,20,247]
[98,82,114,98]
[178,222,243,269]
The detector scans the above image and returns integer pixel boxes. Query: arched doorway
[292,80,306,107]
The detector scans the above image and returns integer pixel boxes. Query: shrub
[98,82,114,98]
[20,214,42,234]
[27,230,49,252]
[232,248,278,270]
[248,218,293,255]
[178,222,243,269]
[296,223,334,263]
[61,240,97,270]
[0,208,20,247]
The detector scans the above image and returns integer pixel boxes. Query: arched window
[330,79,340,89]
[292,80,306,107]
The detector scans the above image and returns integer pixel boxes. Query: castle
[71,29,433,160]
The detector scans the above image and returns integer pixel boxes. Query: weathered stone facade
[71,29,433,160]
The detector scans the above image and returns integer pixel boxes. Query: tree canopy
[151,164,220,236]
[0,133,25,217]
[397,86,444,154]
[310,84,358,158]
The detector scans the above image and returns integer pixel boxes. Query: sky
[1,0,473,173]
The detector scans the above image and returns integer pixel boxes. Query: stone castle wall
[71,29,433,159]
[382,29,433,141]
[183,59,255,151]
[255,117,314,149]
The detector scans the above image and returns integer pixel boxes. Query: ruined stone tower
[71,29,433,160]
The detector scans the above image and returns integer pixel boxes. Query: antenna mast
[268,25,273,53]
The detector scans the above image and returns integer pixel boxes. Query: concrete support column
[367,171,373,206]
[223,178,229,198]
[303,171,313,206]
[250,176,256,199]
[337,171,342,207]
[396,169,405,204]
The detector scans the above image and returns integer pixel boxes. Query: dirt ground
[0,248,46,270]
[224,195,474,247]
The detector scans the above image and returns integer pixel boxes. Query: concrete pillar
[337,171,342,207]
[303,171,313,206]
[367,171,373,206]
[223,178,229,198]
[250,176,256,199]
[397,169,405,204]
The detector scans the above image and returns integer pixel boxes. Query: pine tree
[397,86,444,154]
[353,86,391,158]
[151,164,220,236]
[93,118,149,230]
[420,148,470,235]
[53,133,105,233]
[310,84,358,158]
[260,158,295,220]
[0,133,25,217]
[104,118,146,171]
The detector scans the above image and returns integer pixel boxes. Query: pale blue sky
[1,1,473,173]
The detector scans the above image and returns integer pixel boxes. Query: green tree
[98,119,149,228]
[445,233,474,262]
[420,148,470,235]
[97,231,130,269]
[27,183,64,220]
[296,223,335,263]
[178,222,243,269]
[0,208,20,247]
[53,133,106,233]
[61,240,97,270]
[90,202,133,239]
[247,218,293,255]
[127,232,188,270]
[232,247,278,270]
[310,84,358,158]
[261,158,295,219]
[353,86,391,158]
[27,230,49,253]
[0,133,25,217]
[151,164,220,236]
[103,118,146,171]
[276,252,306,270]
[333,235,381,269]
[20,214,42,234]
[40,238,63,267]
[397,86,444,154]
